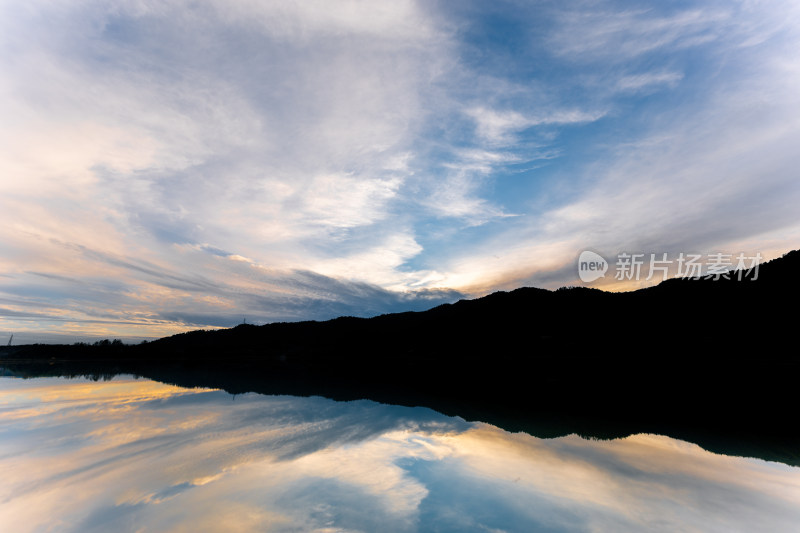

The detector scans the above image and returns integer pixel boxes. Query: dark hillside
[2,249,799,464]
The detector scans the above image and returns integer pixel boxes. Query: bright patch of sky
[1,0,799,340]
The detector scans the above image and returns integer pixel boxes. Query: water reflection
[1,376,799,532]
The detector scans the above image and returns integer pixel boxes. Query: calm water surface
[1,375,799,532]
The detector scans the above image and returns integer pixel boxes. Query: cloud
[615,71,684,93]
[298,173,403,229]
[547,5,730,61]
[1,0,799,338]
[0,234,466,338]
[467,106,606,146]
[0,0,464,337]
[408,1,800,293]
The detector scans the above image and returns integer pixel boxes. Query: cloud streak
[1,0,799,339]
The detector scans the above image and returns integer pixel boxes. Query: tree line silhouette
[2,249,799,465]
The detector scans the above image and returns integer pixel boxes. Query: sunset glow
[2,1,799,341]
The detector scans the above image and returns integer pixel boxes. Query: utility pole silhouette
[6,334,12,346]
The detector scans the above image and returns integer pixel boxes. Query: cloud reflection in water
[0,376,798,532]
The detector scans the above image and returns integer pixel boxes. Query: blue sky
[1,0,799,341]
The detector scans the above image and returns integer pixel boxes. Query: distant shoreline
[3,249,799,466]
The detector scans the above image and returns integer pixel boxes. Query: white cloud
[2,1,800,337]
[311,230,424,288]
[422,169,512,225]
[299,173,402,229]
[419,2,800,293]
[467,106,605,146]
[548,6,730,61]
[615,71,684,92]
[0,0,463,335]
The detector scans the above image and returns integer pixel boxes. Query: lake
[1,375,799,532]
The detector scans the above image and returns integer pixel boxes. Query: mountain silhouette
[2,248,799,464]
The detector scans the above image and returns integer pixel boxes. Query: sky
[2,0,800,342]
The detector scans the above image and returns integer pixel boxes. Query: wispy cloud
[614,71,684,93]
[547,5,730,61]
[467,107,606,146]
[1,0,799,338]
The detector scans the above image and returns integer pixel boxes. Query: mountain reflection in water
[1,376,799,532]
